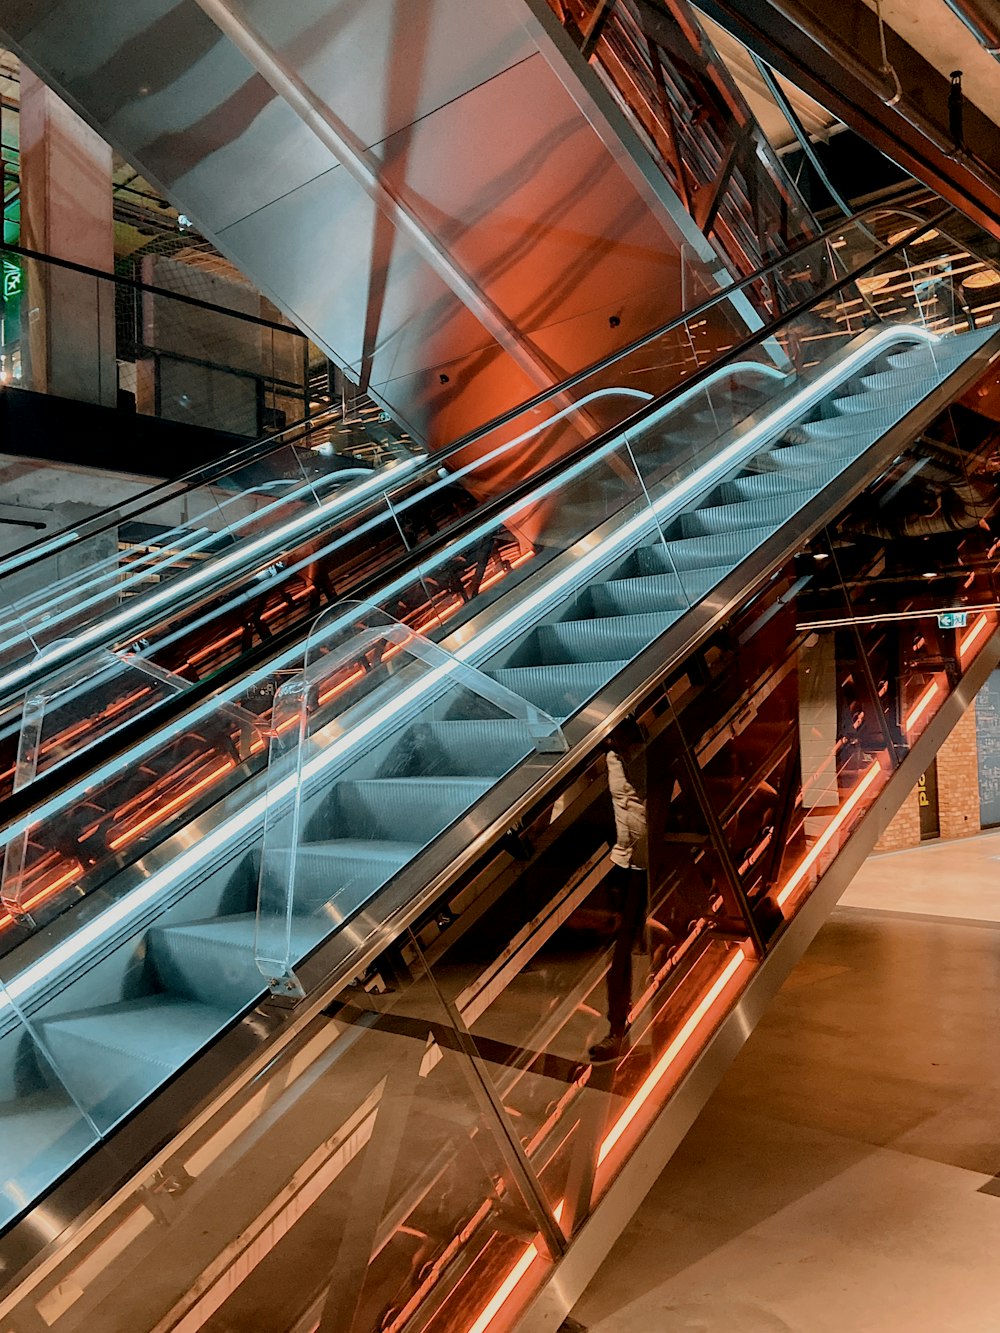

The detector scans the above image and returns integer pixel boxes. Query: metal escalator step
[393,720,535,777]
[527,612,679,666]
[863,333,987,388]
[884,341,971,372]
[680,492,810,538]
[829,381,927,416]
[40,996,232,1130]
[586,571,692,616]
[619,545,731,586]
[333,776,493,842]
[488,660,629,719]
[857,364,932,392]
[151,912,330,1011]
[781,409,895,445]
[722,465,840,501]
[758,441,860,473]
[0,1091,98,1227]
[660,527,773,570]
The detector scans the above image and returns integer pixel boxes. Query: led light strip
[454,326,941,664]
[0,368,781,851]
[0,387,657,700]
[775,614,997,912]
[0,328,943,1011]
[464,948,749,1333]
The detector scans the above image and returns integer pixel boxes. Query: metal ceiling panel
[0,0,728,448]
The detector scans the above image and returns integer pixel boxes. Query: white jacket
[607,750,647,870]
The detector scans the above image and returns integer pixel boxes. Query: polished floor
[569,829,1000,1332]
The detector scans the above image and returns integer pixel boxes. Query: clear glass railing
[0,203,987,816]
[1,341,998,1322]
[2,210,998,946]
[0,204,969,710]
[256,606,567,998]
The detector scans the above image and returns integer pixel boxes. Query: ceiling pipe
[704,0,1000,217]
[941,0,1000,57]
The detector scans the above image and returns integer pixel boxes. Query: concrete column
[18,67,115,406]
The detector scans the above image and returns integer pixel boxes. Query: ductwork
[701,0,1000,238]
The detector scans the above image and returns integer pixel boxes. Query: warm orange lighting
[905,680,941,736]
[598,948,748,1166]
[463,949,750,1333]
[960,612,991,660]
[0,860,85,931]
[0,545,535,940]
[777,761,882,908]
[465,1201,566,1333]
[108,759,235,849]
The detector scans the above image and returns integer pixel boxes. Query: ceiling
[860,0,1000,128]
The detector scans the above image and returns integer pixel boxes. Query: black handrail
[0,201,975,846]
[0,199,941,581]
[1,239,309,337]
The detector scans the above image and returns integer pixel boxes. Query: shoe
[588,1030,628,1062]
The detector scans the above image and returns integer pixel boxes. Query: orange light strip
[464,949,749,1333]
[598,947,748,1166]
[0,862,85,931]
[960,612,991,660]
[108,759,235,850]
[776,761,882,908]
[466,1201,565,1333]
[905,680,941,737]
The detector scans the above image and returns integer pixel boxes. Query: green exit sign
[2,259,20,300]
[937,611,968,630]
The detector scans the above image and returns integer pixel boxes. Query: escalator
[0,210,998,1331]
[0,203,947,946]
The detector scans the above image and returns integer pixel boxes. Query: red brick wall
[874,700,982,852]
[937,703,981,840]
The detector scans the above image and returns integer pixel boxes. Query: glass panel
[0,970,103,1232]
[421,718,756,1233]
[0,649,187,923]
[0,251,999,1305]
[0,943,561,1333]
[0,205,959,700]
[256,607,567,997]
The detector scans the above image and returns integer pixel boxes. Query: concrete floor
[569,830,1000,1332]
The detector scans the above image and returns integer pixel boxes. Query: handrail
[0,199,945,582]
[0,205,964,710]
[0,201,977,847]
[1,239,310,337]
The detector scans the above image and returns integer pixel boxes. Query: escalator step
[680,492,810,537]
[885,341,971,372]
[756,440,861,472]
[781,408,896,445]
[488,660,629,719]
[151,912,330,1011]
[660,527,775,570]
[618,546,732,586]
[0,1091,98,1227]
[40,996,232,1129]
[586,571,693,616]
[830,373,959,417]
[721,464,840,501]
[527,612,679,666]
[390,720,535,777]
[333,777,493,841]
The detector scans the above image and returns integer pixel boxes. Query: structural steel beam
[698,0,1000,240]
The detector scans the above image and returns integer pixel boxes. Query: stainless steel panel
[1,0,708,451]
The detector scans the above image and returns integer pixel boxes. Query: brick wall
[937,703,981,840]
[876,782,922,853]
[874,700,982,852]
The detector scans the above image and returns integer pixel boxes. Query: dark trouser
[606,865,648,1035]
